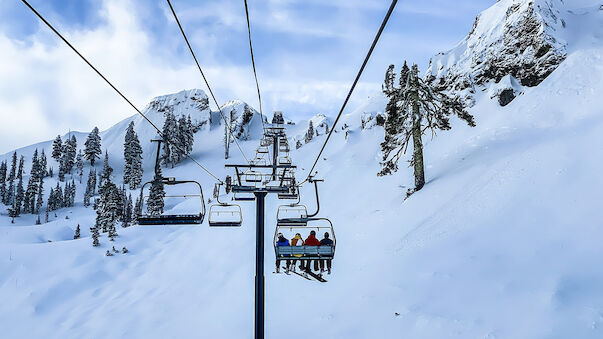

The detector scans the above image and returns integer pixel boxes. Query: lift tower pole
[254,190,267,339]
[225,163,296,339]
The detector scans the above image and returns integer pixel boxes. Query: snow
[1,1,603,338]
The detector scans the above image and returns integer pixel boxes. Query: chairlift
[278,156,292,166]
[276,204,308,226]
[274,218,336,261]
[257,146,269,154]
[208,184,242,227]
[244,170,263,183]
[137,140,206,225]
[138,177,206,225]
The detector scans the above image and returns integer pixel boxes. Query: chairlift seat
[275,245,334,258]
[138,213,203,225]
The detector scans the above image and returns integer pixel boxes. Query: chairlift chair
[138,178,206,225]
[276,204,308,226]
[274,218,336,261]
[208,183,243,227]
[137,139,206,225]
[257,146,269,154]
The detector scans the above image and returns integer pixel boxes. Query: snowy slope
[1,1,603,338]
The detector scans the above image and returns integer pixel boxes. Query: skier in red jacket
[304,230,321,271]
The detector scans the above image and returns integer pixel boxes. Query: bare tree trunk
[412,99,425,191]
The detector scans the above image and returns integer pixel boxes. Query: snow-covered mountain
[1,0,603,338]
[426,0,569,106]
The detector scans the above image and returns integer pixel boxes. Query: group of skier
[275,230,333,274]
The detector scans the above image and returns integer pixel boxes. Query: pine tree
[379,63,476,192]
[35,178,44,214]
[161,112,179,167]
[123,121,143,189]
[90,226,100,247]
[35,215,41,225]
[24,149,40,214]
[296,140,303,150]
[17,156,24,180]
[61,135,77,175]
[74,224,80,239]
[14,175,24,216]
[0,161,7,205]
[48,166,54,178]
[147,168,165,216]
[84,127,102,166]
[96,156,119,233]
[123,193,133,227]
[99,152,113,187]
[304,121,314,144]
[76,150,84,183]
[51,135,63,161]
[45,209,49,223]
[39,149,48,178]
[84,168,96,207]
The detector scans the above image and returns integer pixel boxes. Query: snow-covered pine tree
[39,149,48,178]
[305,120,314,144]
[185,115,194,155]
[61,135,77,176]
[379,63,476,192]
[99,152,112,187]
[296,140,303,150]
[23,149,40,214]
[76,150,84,183]
[122,193,133,227]
[96,156,120,233]
[0,161,6,205]
[84,127,102,166]
[90,226,100,247]
[17,156,24,180]
[147,167,165,216]
[123,121,143,189]
[84,168,96,207]
[14,175,24,216]
[48,166,53,178]
[35,178,44,214]
[51,135,63,161]
[161,112,178,167]
[74,224,80,239]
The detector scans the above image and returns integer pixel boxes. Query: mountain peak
[426,0,567,106]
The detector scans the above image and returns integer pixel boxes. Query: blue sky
[0,0,493,153]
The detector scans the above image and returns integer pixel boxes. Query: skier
[319,232,334,274]
[304,230,321,272]
[275,233,290,273]
[290,233,305,272]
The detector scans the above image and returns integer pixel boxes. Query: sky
[0,0,493,154]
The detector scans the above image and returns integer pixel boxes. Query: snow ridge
[426,0,568,106]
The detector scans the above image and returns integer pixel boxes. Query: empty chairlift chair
[138,178,206,225]
[208,204,242,227]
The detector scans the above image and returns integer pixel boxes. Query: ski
[303,268,328,283]
[283,267,312,281]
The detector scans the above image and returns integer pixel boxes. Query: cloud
[0,0,493,154]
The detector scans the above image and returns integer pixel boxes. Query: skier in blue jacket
[275,233,290,273]
[319,232,334,274]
